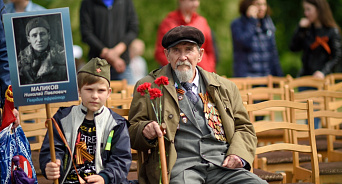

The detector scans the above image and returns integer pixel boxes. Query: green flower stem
[151,101,160,125]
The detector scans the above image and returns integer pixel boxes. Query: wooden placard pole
[45,103,58,184]
[158,124,168,184]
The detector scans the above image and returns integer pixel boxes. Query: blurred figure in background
[5,0,45,13]
[128,38,147,85]
[231,0,283,77]
[154,0,217,72]
[80,0,139,85]
[290,0,341,79]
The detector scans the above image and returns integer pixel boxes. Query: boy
[39,58,132,184]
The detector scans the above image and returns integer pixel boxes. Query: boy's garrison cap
[78,57,110,84]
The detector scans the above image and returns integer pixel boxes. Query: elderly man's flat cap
[26,17,50,36]
[162,25,205,49]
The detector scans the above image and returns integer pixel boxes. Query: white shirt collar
[192,68,199,88]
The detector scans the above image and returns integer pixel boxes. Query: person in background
[39,58,132,184]
[290,0,341,79]
[5,0,45,13]
[80,0,139,85]
[129,25,266,184]
[290,0,341,129]
[231,0,283,77]
[0,0,19,128]
[128,38,148,85]
[154,0,217,73]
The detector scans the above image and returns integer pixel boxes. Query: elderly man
[129,26,266,184]
[18,17,67,85]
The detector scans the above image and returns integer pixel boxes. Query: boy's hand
[85,174,104,184]
[45,159,61,180]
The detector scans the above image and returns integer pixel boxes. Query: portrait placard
[4,8,78,107]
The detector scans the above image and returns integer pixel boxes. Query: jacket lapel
[177,94,200,130]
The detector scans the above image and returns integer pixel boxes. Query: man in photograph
[17,17,67,85]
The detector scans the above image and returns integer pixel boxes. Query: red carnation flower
[148,88,163,100]
[137,82,151,96]
[155,76,169,86]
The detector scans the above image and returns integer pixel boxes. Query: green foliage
[32,0,342,78]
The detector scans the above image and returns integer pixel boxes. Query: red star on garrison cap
[96,68,101,73]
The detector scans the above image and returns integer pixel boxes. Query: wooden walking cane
[45,103,58,184]
[159,124,168,184]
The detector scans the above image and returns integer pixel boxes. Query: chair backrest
[243,83,286,122]
[244,99,320,183]
[227,77,248,90]
[324,81,342,92]
[326,73,342,84]
[110,79,128,93]
[290,89,342,162]
[127,85,135,98]
[290,89,342,128]
[106,90,133,110]
[18,104,47,150]
[229,75,273,89]
[286,75,326,91]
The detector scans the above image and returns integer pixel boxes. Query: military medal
[176,84,186,101]
[177,88,185,95]
[180,112,187,123]
[199,92,227,142]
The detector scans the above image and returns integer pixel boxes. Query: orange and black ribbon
[310,36,331,54]
[76,141,94,165]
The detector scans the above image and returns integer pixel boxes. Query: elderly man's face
[27,27,50,52]
[164,42,203,83]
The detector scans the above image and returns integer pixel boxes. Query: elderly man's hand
[222,154,243,169]
[143,121,165,140]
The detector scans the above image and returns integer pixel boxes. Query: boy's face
[79,79,111,114]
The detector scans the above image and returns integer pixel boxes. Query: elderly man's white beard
[174,61,193,83]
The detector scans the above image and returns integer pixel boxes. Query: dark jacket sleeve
[321,28,342,75]
[0,2,10,108]
[120,0,139,47]
[80,0,139,54]
[289,26,307,52]
[99,114,132,184]
[79,0,105,53]
[231,16,258,51]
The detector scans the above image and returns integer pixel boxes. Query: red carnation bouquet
[136,76,169,184]
[137,76,169,126]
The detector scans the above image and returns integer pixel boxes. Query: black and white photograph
[12,13,68,86]
[4,8,79,107]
